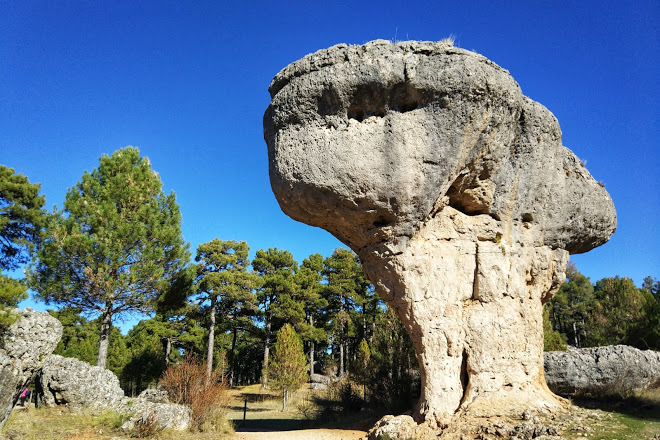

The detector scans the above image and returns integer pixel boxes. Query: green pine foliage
[252,248,297,388]
[542,305,567,351]
[368,307,420,410]
[268,323,308,411]
[0,165,45,333]
[547,262,659,350]
[323,248,367,377]
[0,275,27,333]
[195,238,259,384]
[0,165,46,271]
[27,147,190,368]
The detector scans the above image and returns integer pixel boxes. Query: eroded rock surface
[120,387,191,432]
[545,345,660,396]
[0,308,62,427]
[38,354,125,410]
[264,39,616,426]
[38,356,190,431]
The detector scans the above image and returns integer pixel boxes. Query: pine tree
[323,248,363,376]
[269,323,307,411]
[0,165,46,270]
[548,262,595,347]
[28,147,190,368]
[355,338,371,399]
[195,239,257,384]
[252,248,297,388]
[0,165,45,331]
[295,253,328,378]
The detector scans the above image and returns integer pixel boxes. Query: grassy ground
[225,383,377,432]
[2,385,658,439]
[226,384,309,431]
[1,405,230,440]
[561,391,660,440]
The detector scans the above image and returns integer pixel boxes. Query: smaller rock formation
[310,373,337,390]
[367,415,431,440]
[544,345,660,396]
[0,308,62,428]
[38,354,125,410]
[38,355,190,432]
[120,388,190,432]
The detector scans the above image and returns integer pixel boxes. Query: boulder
[310,373,333,385]
[0,308,62,427]
[38,354,125,410]
[38,356,191,432]
[544,345,660,396]
[264,40,616,426]
[120,388,190,432]
[366,415,422,440]
[134,386,169,404]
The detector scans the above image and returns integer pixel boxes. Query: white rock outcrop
[0,308,62,427]
[39,355,190,431]
[544,345,660,396]
[38,354,126,410]
[264,40,616,426]
[120,387,191,432]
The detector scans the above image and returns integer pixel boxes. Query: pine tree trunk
[164,337,172,367]
[339,339,344,377]
[309,315,315,378]
[262,315,271,389]
[206,295,217,383]
[339,294,345,377]
[96,303,113,368]
[229,326,238,388]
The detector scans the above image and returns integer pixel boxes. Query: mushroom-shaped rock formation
[264,40,616,425]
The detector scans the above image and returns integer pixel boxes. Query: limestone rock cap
[264,40,616,255]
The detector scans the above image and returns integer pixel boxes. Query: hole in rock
[318,87,342,117]
[459,349,470,407]
[373,217,393,227]
[446,176,489,215]
[348,83,387,121]
[389,83,425,113]
[522,213,533,223]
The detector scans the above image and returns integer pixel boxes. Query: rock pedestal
[364,208,570,424]
[264,40,616,426]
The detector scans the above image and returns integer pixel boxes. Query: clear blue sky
[2,1,658,318]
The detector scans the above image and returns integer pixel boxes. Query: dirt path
[232,428,366,440]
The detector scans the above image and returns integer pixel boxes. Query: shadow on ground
[570,395,660,422]
[233,418,309,432]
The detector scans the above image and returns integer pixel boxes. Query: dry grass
[439,34,456,46]
[2,405,233,440]
[226,383,312,431]
[4,383,658,439]
[2,405,127,440]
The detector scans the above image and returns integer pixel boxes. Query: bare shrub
[159,355,229,432]
[134,411,159,437]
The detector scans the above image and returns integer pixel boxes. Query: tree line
[0,147,418,408]
[1,146,657,405]
[544,262,659,352]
